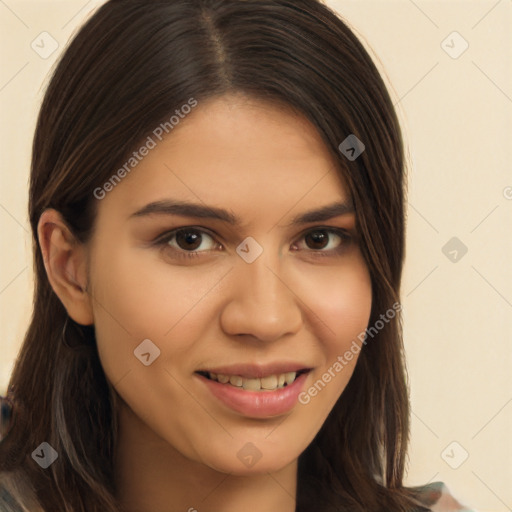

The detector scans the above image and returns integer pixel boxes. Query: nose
[219,247,303,343]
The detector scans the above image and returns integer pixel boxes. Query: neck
[114,401,298,512]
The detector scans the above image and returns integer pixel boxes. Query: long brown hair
[0,1,435,510]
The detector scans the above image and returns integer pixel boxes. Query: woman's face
[85,94,372,475]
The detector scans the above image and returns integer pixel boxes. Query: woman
[0,0,471,510]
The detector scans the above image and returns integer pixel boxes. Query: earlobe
[37,209,94,326]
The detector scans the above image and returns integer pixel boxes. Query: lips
[194,362,313,417]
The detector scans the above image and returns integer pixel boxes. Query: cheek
[292,257,372,411]
[87,242,225,382]
[294,255,372,349]
[325,262,372,377]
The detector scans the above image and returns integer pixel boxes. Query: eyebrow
[129,198,355,226]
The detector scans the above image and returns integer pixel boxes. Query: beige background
[1,1,511,510]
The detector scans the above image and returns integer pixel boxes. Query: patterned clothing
[421,481,476,512]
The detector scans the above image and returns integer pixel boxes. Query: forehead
[96,94,351,221]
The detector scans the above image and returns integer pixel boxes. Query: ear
[37,208,94,326]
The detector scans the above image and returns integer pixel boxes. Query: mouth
[195,368,311,392]
[195,366,312,418]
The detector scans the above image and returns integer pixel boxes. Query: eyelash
[152,226,354,262]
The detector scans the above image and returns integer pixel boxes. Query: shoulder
[417,481,478,512]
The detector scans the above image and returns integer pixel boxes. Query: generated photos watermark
[298,301,402,405]
[93,98,198,200]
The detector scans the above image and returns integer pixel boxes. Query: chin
[195,439,300,476]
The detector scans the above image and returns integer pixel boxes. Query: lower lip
[196,372,310,418]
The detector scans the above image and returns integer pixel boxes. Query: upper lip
[196,362,312,379]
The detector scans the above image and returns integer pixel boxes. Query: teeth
[207,371,301,391]
[242,378,261,391]
[260,375,278,390]
[284,372,296,385]
[229,375,243,387]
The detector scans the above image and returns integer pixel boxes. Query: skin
[38,94,372,512]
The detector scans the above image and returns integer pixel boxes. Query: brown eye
[304,230,331,250]
[294,228,351,254]
[156,227,219,257]
[174,229,204,251]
